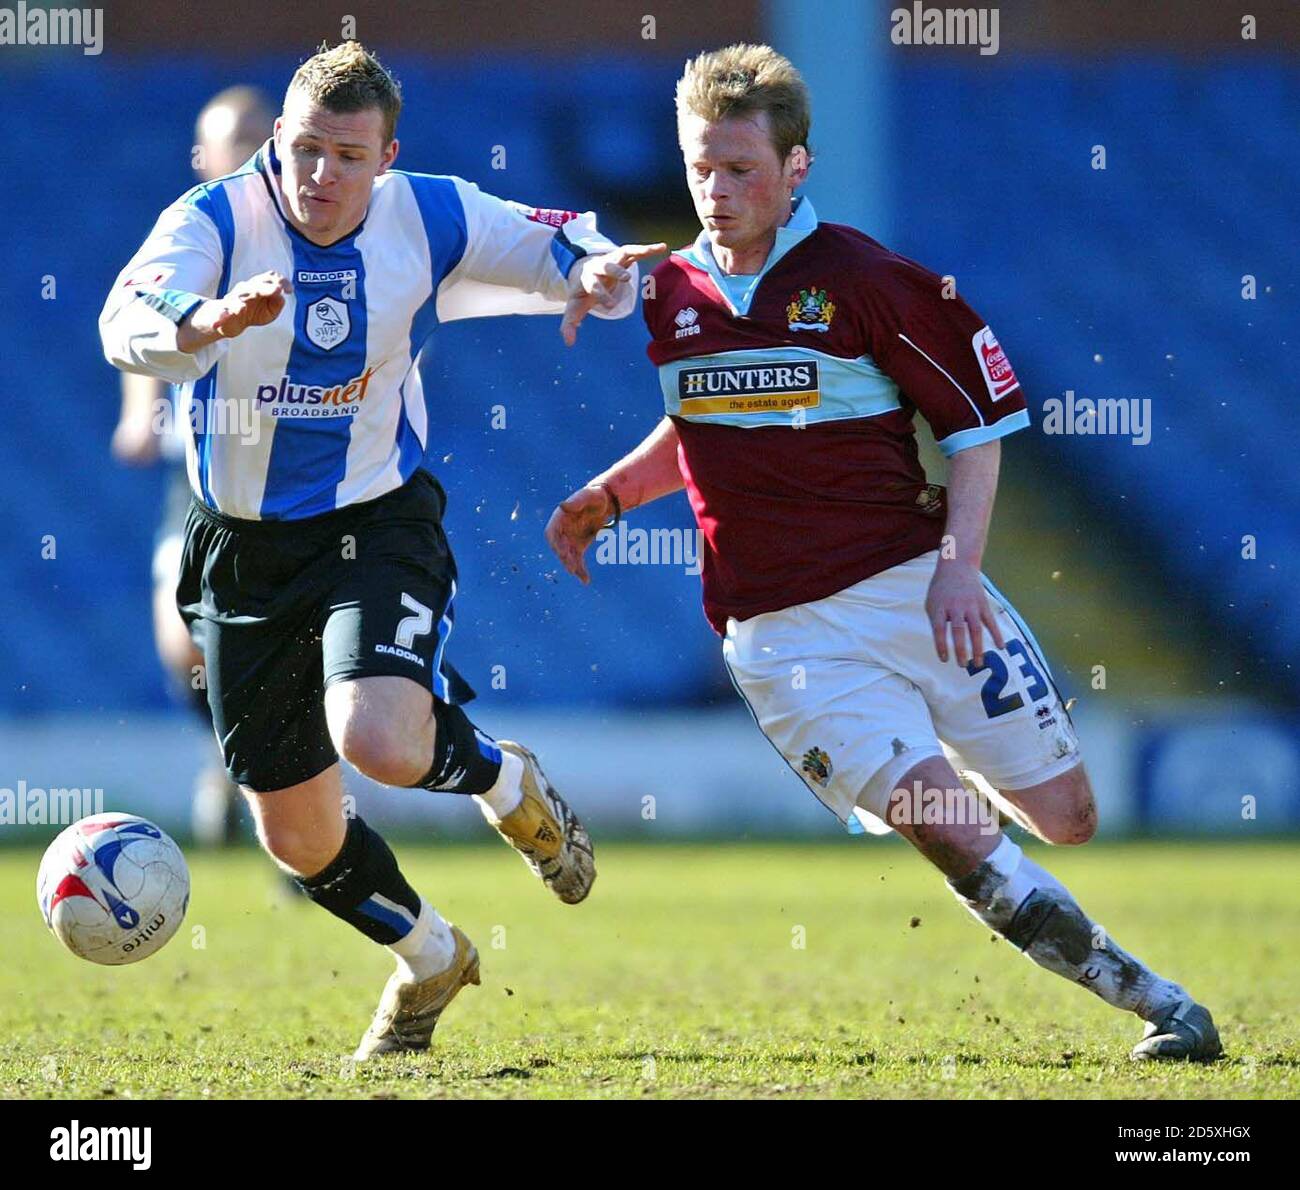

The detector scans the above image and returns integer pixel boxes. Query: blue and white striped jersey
[99,140,635,520]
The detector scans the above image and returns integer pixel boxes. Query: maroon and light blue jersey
[644,198,1029,634]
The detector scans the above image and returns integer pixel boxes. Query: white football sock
[948,835,1186,1022]
[474,749,525,820]
[387,898,456,982]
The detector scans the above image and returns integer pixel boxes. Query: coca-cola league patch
[972,326,1019,400]
[523,207,579,227]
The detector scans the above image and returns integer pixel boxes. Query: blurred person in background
[111,85,275,848]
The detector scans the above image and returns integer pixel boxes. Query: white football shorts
[721,550,1081,835]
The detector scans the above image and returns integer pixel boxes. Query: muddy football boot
[1131,997,1223,1062]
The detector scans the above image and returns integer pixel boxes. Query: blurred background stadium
[1,0,1297,843]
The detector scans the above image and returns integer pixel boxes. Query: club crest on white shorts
[723,551,1082,835]
[801,747,833,787]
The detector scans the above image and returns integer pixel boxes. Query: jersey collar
[673,195,818,316]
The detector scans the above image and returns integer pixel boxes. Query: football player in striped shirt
[100,42,662,1059]
[547,43,1220,1062]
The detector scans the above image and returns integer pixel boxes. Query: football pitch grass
[2,838,1295,1100]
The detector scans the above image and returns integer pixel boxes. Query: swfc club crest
[787,285,835,333]
[801,746,833,787]
[306,295,351,351]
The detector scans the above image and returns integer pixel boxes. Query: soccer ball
[36,813,190,965]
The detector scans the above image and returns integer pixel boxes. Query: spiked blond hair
[675,43,812,162]
[285,41,402,144]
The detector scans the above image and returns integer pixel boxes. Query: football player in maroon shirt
[547,43,1219,1062]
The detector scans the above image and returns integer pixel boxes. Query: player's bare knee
[334,712,423,786]
[254,821,320,874]
[1049,767,1097,845]
[337,730,410,785]
[1042,795,1098,846]
[250,800,341,874]
[325,680,428,785]
[999,765,1097,846]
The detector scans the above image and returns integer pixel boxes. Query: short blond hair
[285,41,402,144]
[675,43,812,162]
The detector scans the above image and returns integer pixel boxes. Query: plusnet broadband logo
[256,365,377,419]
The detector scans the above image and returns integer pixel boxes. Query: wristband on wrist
[596,481,621,528]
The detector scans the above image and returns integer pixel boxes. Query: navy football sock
[415,700,502,797]
[297,816,422,945]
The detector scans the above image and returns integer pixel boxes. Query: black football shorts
[177,468,474,792]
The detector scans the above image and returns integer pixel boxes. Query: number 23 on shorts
[966,638,1050,719]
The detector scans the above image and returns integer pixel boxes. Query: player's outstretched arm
[432,178,664,333]
[545,417,685,584]
[99,200,229,383]
[924,439,1005,666]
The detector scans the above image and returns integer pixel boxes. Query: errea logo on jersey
[972,326,1019,400]
[255,365,377,418]
[674,307,700,339]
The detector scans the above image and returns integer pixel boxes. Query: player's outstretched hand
[179,271,292,351]
[544,485,613,584]
[925,558,1005,667]
[561,243,667,346]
